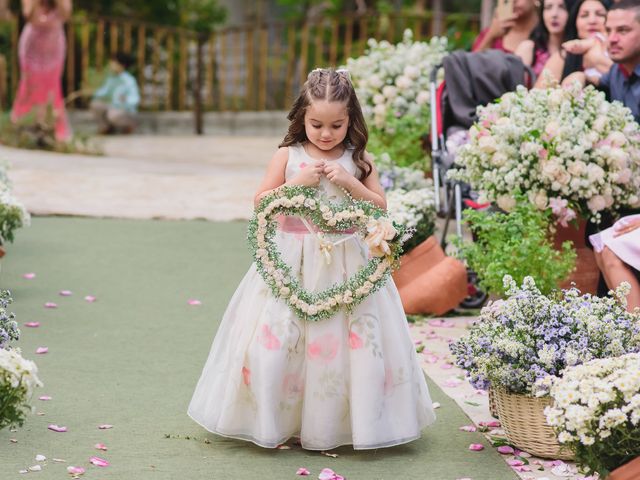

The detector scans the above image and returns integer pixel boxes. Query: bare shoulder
[269,146,289,164]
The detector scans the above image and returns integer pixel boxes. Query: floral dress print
[188,144,435,450]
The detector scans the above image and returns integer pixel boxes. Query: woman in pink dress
[11,0,72,141]
[590,216,640,311]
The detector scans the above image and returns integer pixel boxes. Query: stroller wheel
[459,269,488,309]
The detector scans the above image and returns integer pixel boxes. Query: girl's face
[576,0,607,39]
[304,100,349,152]
[543,0,569,35]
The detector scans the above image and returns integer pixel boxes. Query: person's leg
[106,108,136,134]
[599,247,640,311]
[90,100,111,133]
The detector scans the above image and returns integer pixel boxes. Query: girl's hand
[324,162,354,189]
[613,217,640,238]
[290,160,325,187]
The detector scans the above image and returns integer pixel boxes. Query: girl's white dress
[188,144,435,450]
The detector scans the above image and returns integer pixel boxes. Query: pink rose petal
[48,424,67,432]
[94,443,108,451]
[59,290,73,296]
[24,322,40,328]
[440,363,453,370]
[513,465,531,472]
[443,378,463,388]
[67,466,85,475]
[497,446,515,454]
[318,468,336,480]
[299,162,307,169]
[296,467,310,476]
[39,396,52,401]
[459,425,477,432]
[44,302,57,309]
[98,424,113,429]
[23,272,36,279]
[36,347,48,354]
[89,456,109,467]
[506,459,524,466]
[84,296,96,303]
[424,354,439,364]
[428,319,455,328]
[468,443,484,451]
[187,299,202,306]
[479,420,501,428]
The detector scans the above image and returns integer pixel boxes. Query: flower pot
[553,219,599,294]
[493,387,573,460]
[392,236,467,316]
[608,456,640,480]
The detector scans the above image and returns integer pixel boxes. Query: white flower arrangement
[448,83,640,223]
[0,162,30,244]
[0,347,43,430]
[346,30,448,128]
[248,186,408,322]
[538,352,640,477]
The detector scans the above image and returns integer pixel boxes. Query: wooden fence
[0,11,480,112]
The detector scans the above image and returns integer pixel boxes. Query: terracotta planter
[553,219,599,294]
[392,236,467,316]
[608,456,640,480]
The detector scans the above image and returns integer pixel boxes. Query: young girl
[188,68,435,451]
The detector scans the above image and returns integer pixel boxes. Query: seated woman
[590,216,640,311]
[534,0,611,87]
[472,0,539,53]
[515,0,570,76]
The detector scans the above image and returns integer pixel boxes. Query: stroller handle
[429,63,443,84]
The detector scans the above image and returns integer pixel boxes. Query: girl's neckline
[300,142,348,162]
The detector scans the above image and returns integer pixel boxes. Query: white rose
[395,75,412,90]
[373,93,385,105]
[373,104,387,116]
[568,160,586,176]
[609,148,628,168]
[608,131,627,147]
[478,135,497,154]
[545,121,560,138]
[593,115,608,132]
[382,85,397,99]
[615,168,632,184]
[491,152,507,167]
[587,195,606,212]
[587,164,606,183]
[403,65,420,79]
[497,195,516,212]
[529,190,548,210]
[415,90,430,105]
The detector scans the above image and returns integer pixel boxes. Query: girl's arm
[253,147,324,207]
[57,0,72,21]
[21,0,34,20]
[324,152,386,209]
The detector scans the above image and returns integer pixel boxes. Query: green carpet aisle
[0,217,518,480]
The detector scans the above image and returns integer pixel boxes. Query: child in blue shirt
[90,52,140,134]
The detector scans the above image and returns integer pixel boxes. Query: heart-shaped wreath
[248,185,409,322]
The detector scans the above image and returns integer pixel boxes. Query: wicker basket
[488,387,499,419]
[493,387,574,460]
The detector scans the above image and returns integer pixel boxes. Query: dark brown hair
[279,68,371,179]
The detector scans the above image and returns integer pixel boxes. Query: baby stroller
[429,49,536,308]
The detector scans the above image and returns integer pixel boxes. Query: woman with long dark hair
[515,0,570,76]
[535,0,610,86]
[11,0,72,141]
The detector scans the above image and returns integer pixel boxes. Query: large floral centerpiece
[377,153,436,253]
[538,353,640,478]
[248,186,409,322]
[347,30,447,168]
[448,84,640,223]
[0,290,42,430]
[450,276,640,395]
